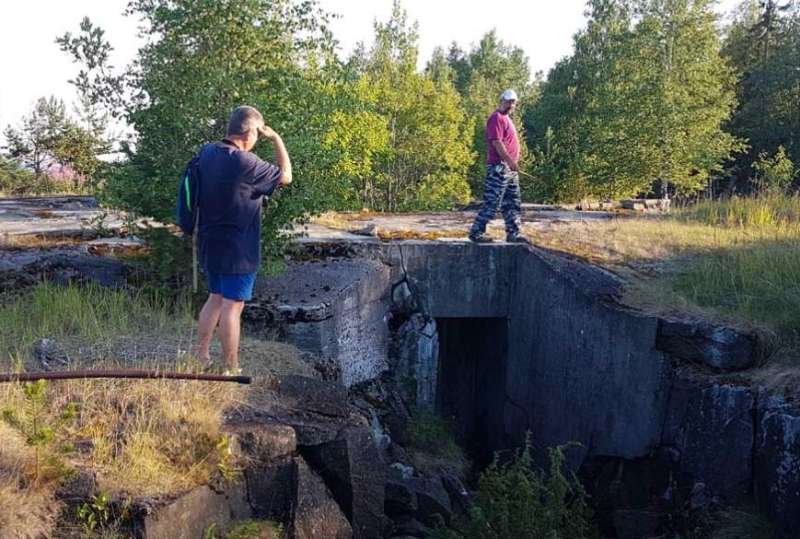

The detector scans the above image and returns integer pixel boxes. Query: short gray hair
[227,106,264,136]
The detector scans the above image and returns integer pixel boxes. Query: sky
[0,0,741,132]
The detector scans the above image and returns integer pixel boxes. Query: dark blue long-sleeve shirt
[196,140,282,274]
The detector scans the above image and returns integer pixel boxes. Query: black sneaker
[507,234,533,246]
[469,232,494,243]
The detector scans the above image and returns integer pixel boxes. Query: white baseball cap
[500,89,518,101]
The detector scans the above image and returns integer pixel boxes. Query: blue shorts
[205,271,256,301]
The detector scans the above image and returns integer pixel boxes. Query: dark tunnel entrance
[435,317,509,465]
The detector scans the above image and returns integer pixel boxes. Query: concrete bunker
[246,240,800,538]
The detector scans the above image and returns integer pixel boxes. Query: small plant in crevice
[431,435,597,539]
[76,492,113,533]
[215,434,241,483]
[406,407,468,475]
[73,491,132,538]
[204,519,284,539]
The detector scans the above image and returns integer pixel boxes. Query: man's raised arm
[259,124,293,185]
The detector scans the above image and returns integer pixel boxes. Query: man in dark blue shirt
[194,106,292,375]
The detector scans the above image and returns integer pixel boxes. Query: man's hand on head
[258,124,278,141]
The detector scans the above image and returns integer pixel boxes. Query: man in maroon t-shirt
[469,89,531,245]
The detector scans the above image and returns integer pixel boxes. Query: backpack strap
[192,209,199,293]
[189,152,202,294]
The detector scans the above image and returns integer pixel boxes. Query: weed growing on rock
[204,520,283,539]
[406,408,468,476]
[431,436,597,539]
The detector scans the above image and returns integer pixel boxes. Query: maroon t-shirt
[486,110,520,166]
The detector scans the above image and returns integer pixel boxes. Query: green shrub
[432,436,596,539]
[752,146,797,193]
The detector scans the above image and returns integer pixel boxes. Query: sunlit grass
[0,282,194,367]
[527,194,800,343]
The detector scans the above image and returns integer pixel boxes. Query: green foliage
[330,1,474,211]
[322,109,392,208]
[442,31,536,193]
[59,0,478,258]
[528,0,742,201]
[225,520,283,539]
[76,493,112,533]
[75,492,132,537]
[0,156,37,195]
[2,96,105,190]
[406,408,465,464]
[752,146,797,193]
[62,0,342,265]
[130,225,199,297]
[431,436,596,539]
[4,96,69,178]
[723,1,800,187]
[215,434,240,482]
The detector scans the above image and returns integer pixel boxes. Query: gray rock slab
[246,457,295,520]
[662,375,754,500]
[224,421,297,462]
[0,251,128,289]
[657,319,757,371]
[406,476,452,527]
[276,374,350,418]
[292,456,353,539]
[138,485,246,539]
[302,426,389,538]
[755,393,800,539]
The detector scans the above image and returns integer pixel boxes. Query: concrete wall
[506,249,670,461]
[255,240,799,537]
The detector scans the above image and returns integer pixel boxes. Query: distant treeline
[1,1,797,226]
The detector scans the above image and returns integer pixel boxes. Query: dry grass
[0,375,244,491]
[0,423,60,538]
[0,283,311,532]
[0,234,82,250]
[376,229,468,241]
[312,211,382,229]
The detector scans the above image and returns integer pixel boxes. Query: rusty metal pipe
[0,369,251,385]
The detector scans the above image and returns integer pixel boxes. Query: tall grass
[665,194,800,337]
[0,282,193,366]
[677,193,800,227]
[529,194,800,344]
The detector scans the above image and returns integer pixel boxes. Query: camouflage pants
[470,163,521,238]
